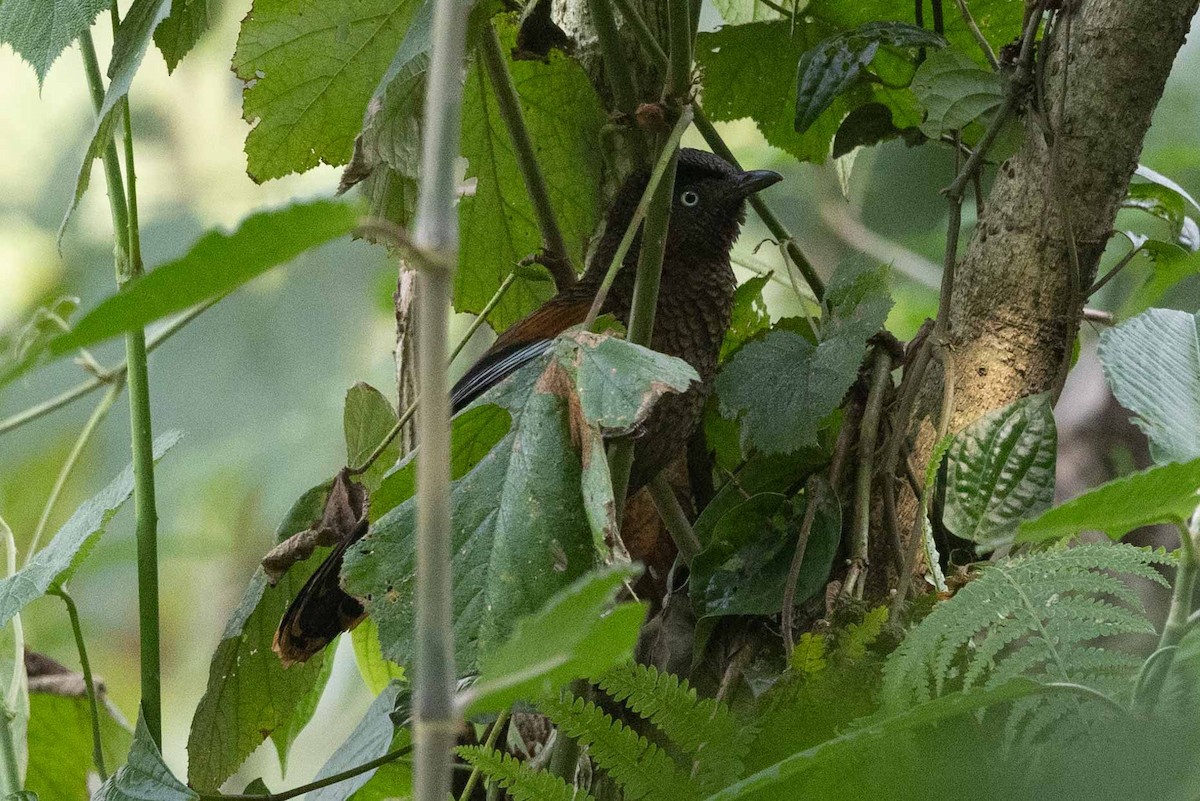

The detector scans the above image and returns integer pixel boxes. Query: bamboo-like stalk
[478,26,576,290]
[79,25,165,745]
[409,0,473,796]
[664,0,693,102]
[587,0,649,166]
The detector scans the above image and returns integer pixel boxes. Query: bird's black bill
[728,169,783,199]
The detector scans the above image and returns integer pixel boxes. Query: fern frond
[456,745,596,801]
[540,693,702,801]
[881,544,1171,710]
[596,663,748,791]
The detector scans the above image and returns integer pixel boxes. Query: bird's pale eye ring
[680,190,700,207]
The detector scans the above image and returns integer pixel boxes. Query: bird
[273,148,783,665]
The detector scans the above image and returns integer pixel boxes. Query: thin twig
[646,474,703,563]
[1086,243,1143,297]
[51,586,108,779]
[0,300,217,438]
[479,25,577,291]
[457,711,510,801]
[199,746,415,801]
[843,348,894,600]
[954,0,1000,70]
[781,401,860,657]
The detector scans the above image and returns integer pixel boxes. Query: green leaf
[1098,308,1200,464]
[796,22,945,133]
[62,0,171,238]
[1135,164,1200,217]
[308,683,405,801]
[943,394,1057,550]
[95,716,198,801]
[457,15,606,330]
[153,0,209,72]
[717,260,891,454]
[186,483,335,791]
[0,0,109,84]
[1120,243,1200,316]
[705,681,1043,801]
[351,619,406,695]
[344,382,399,492]
[233,0,421,182]
[25,672,133,801]
[457,746,594,801]
[461,566,646,716]
[0,432,180,630]
[1123,182,1189,238]
[912,47,1004,138]
[691,490,840,619]
[712,0,783,25]
[51,201,358,356]
[1018,459,1200,543]
[720,275,772,361]
[344,332,683,675]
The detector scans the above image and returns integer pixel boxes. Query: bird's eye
[680,190,700,207]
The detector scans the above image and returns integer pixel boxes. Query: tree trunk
[887,0,1199,595]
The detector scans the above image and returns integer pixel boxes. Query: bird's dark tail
[273,540,367,666]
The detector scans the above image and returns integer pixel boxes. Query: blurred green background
[1,0,1197,788]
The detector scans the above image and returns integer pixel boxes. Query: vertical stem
[0,704,19,796]
[0,517,22,795]
[586,0,649,166]
[1159,517,1198,653]
[646,474,701,563]
[664,0,693,102]
[411,0,472,797]
[478,26,576,289]
[79,22,163,746]
[52,587,108,780]
[843,348,893,599]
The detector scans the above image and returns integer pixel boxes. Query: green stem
[0,703,19,796]
[26,381,125,562]
[478,26,576,290]
[51,586,107,779]
[457,711,510,801]
[410,0,473,794]
[844,347,893,600]
[450,271,518,365]
[0,518,21,796]
[79,21,163,747]
[664,0,693,102]
[607,0,825,300]
[0,300,216,438]
[199,745,415,801]
[646,474,701,563]
[588,0,649,166]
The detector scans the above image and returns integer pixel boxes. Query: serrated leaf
[233,0,421,182]
[153,0,208,72]
[943,394,1057,550]
[912,47,1004,138]
[0,432,180,630]
[0,0,109,84]
[344,332,682,675]
[1098,308,1200,464]
[460,566,646,716]
[1018,459,1200,543]
[307,683,406,801]
[796,22,945,133]
[50,201,357,357]
[186,483,335,791]
[720,275,772,361]
[61,0,171,238]
[94,716,197,801]
[457,15,605,330]
[344,383,399,492]
[717,260,891,454]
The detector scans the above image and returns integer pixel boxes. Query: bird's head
[603,148,783,271]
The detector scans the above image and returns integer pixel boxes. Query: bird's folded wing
[450,297,593,412]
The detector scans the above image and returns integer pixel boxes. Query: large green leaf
[0,0,109,84]
[95,716,198,801]
[50,201,358,356]
[25,663,133,801]
[186,483,335,791]
[62,0,171,237]
[1098,308,1200,465]
[351,619,406,695]
[795,22,944,133]
[457,16,606,330]
[691,490,840,620]
[308,683,406,801]
[716,259,891,454]
[1018,459,1200,543]
[233,0,421,181]
[343,333,693,674]
[911,47,1004,138]
[344,382,399,493]
[943,394,1057,550]
[461,566,646,716]
[153,0,209,72]
[0,432,180,630]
